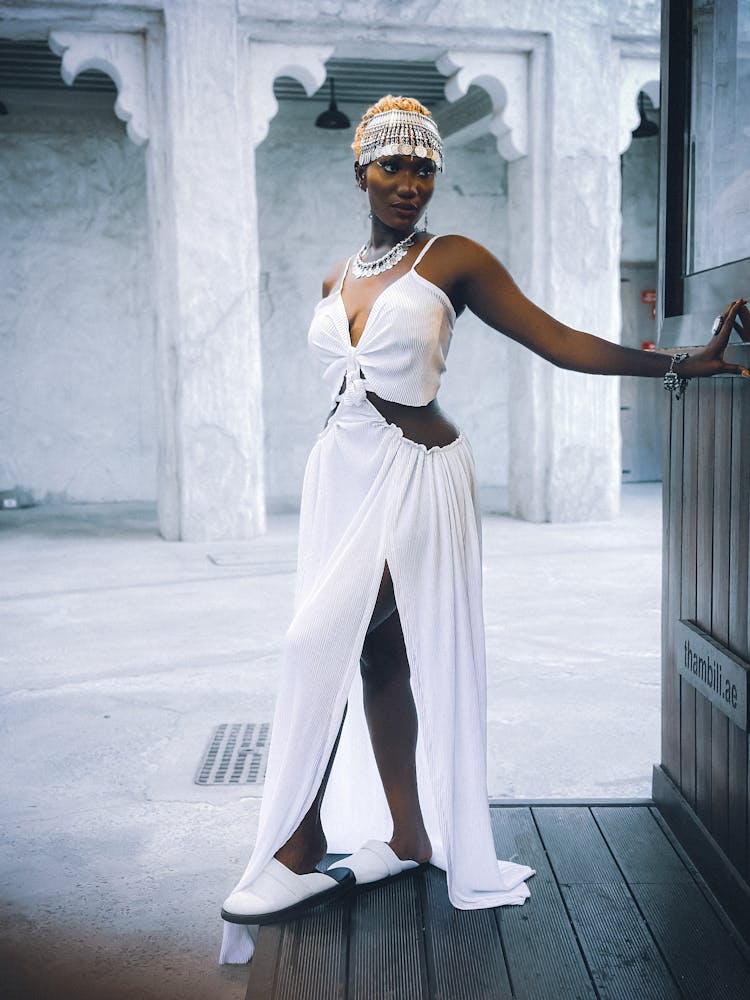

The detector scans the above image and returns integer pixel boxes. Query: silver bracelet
[664,352,690,400]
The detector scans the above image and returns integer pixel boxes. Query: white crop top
[307,236,456,408]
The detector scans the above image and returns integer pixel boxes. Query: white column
[442,27,651,522]
[538,23,626,521]
[151,0,265,540]
[513,28,626,522]
[504,44,555,522]
[439,45,562,521]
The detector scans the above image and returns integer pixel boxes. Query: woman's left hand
[681,298,750,379]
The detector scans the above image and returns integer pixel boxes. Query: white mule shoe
[221,858,354,925]
[326,840,428,889]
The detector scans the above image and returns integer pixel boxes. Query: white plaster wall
[257,102,509,511]
[240,0,659,36]
[620,126,661,483]
[256,101,355,511]
[436,134,510,511]
[621,128,659,263]
[0,106,155,503]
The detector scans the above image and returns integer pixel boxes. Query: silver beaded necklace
[351,231,417,278]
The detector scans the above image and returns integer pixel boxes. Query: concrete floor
[1,483,662,999]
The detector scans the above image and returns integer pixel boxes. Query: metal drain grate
[195,723,271,785]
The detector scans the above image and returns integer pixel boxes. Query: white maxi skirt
[219,397,534,964]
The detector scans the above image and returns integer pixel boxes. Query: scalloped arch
[436,50,528,161]
[49,31,149,146]
[248,42,334,148]
[618,55,660,154]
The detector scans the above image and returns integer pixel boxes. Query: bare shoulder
[427,234,504,276]
[430,233,486,255]
[417,234,510,310]
[321,257,349,298]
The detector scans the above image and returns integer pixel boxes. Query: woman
[220,96,748,964]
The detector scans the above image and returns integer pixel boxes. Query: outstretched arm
[447,237,749,381]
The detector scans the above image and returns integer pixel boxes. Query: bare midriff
[365,392,460,449]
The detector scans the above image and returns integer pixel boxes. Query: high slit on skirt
[219,397,535,964]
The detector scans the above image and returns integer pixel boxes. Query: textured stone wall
[0,106,155,503]
[240,0,659,36]
[438,135,511,512]
[257,102,510,510]
[155,0,267,540]
[621,129,659,263]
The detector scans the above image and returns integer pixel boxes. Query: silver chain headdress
[357,109,444,171]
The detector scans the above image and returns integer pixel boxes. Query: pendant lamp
[631,91,658,139]
[315,78,350,130]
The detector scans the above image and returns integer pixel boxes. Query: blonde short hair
[352,95,434,161]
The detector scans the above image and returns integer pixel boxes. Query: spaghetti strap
[336,257,352,293]
[411,235,440,269]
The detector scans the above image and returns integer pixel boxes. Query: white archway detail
[248,41,333,148]
[437,50,528,161]
[618,52,660,154]
[48,30,149,146]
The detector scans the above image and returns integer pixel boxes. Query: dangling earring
[422,212,429,232]
[368,211,373,219]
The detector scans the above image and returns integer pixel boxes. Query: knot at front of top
[344,375,368,406]
[338,357,368,407]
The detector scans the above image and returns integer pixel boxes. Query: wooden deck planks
[273,902,349,1000]
[595,804,750,996]
[245,904,350,1000]
[246,924,284,1000]
[245,804,750,1000]
[561,882,681,1000]
[490,808,597,1000]
[348,875,429,1000]
[534,806,681,999]
[591,805,694,884]
[630,882,750,1000]
[421,866,512,1000]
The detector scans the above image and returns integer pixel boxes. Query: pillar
[150,0,265,539]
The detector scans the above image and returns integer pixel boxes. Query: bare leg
[360,565,432,863]
[275,564,431,872]
[274,710,345,874]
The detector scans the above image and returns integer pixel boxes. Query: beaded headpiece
[357,109,444,171]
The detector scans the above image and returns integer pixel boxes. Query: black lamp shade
[315,79,350,130]
[631,91,658,139]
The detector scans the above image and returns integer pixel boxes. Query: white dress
[219,237,534,965]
